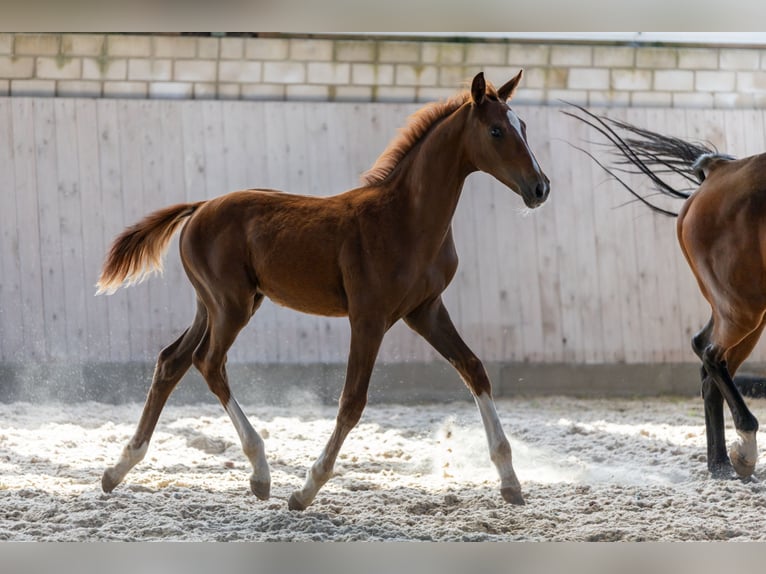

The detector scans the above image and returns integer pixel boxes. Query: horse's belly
[260,283,348,317]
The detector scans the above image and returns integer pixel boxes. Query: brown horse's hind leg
[193,293,271,500]
[288,317,386,511]
[691,316,731,476]
[405,297,524,505]
[701,313,764,478]
[102,300,208,492]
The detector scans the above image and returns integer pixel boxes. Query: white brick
[0,34,12,55]
[542,68,568,89]
[220,38,244,59]
[193,83,217,99]
[241,84,285,100]
[56,80,102,97]
[149,81,193,99]
[507,44,549,66]
[631,91,672,107]
[174,60,217,82]
[197,38,219,59]
[217,83,241,100]
[0,80,8,95]
[593,46,634,67]
[263,61,305,83]
[510,88,544,105]
[103,81,147,98]
[636,48,677,68]
[14,34,59,55]
[107,36,152,57]
[417,87,458,102]
[720,49,759,70]
[219,61,262,83]
[128,59,172,81]
[611,69,652,91]
[83,58,127,80]
[546,89,588,105]
[336,41,376,62]
[36,56,82,79]
[378,42,420,63]
[245,38,288,60]
[465,43,507,65]
[0,56,34,78]
[484,66,527,86]
[286,84,329,101]
[395,64,438,86]
[62,34,104,56]
[550,45,592,67]
[375,86,416,102]
[154,36,196,58]
[678,48,718,70]
[654,70,693,91]
[695,71,736,92]
[672,92,714,108]
[290,39,333,61]
[11,79,56,96]
[714,93,753,108]
[351,63,394,86]
[422,43,464,65]
[567,68,609,90]
[334,85,373,101]
[589,91,630,107]
[439,66,472,88]
[307,62,350,85]
[737,71,766,92]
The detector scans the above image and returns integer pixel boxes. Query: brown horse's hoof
[101,469,119,493]
[288,492,308,511]
[250,478,271,500]
[500,486,525,505]
[709,460,736,480]
[730,452,757,479]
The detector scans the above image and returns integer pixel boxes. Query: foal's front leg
[288,319,386,511]
[405,297,524,505]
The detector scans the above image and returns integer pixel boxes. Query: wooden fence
[1,98,765,366]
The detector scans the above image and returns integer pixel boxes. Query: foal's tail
[96,201,206,295]
[562,103,734,217]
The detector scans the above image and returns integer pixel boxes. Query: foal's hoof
[288,492,308,511]
[730,451,757,479]
[101,469,120,493]
[500,486,525,505]
[709,460,735,480]
[250,478,271,501]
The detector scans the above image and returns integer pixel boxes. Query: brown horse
[566,104,762,480]
[97,71,550,509]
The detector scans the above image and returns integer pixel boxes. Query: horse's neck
[396,112,472,233]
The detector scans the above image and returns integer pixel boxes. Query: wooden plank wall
[1,98,764,366]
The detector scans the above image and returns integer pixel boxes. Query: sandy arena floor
[2,394,766,541]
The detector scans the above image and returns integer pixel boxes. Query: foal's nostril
[534,181,548,200]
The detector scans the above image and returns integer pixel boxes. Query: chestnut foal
[98,71,549,509]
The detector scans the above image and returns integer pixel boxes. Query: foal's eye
[490,126,503,138]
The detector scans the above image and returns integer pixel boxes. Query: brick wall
[2,33,766,107]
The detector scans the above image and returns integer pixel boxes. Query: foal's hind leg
[701,313,764,478]
[102,301,208,492]
[692,316,731,477]
[288,317,386,511]
[193,294,271,499]
[405,297,524,505]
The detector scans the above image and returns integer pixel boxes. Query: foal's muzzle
[522,176,550,208]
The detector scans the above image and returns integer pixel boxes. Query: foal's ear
[498,69,524,101]
[470,72,486,105]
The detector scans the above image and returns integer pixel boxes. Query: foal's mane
[361,83,499,186]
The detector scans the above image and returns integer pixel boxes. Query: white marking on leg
[730,429,758,477]
[225,398,270,485]
[474,393,521,491]
[104,441,149,486]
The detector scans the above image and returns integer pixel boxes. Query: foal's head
[464,71,550,209]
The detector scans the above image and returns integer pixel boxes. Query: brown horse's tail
[562,102,734,218]
[96,201,205,295]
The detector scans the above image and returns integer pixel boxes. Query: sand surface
[2,394,766,541]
